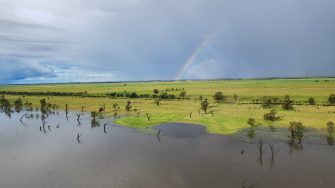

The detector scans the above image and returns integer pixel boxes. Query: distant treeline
[0,90,181,100]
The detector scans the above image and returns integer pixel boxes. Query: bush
[329,94,335,104]
[308,97,315,105]
[263,110,279,121]
[153,89,159,94]
[213,91,225,102]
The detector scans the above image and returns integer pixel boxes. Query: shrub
[308,97,315,105]
[329,94,335,104]
[153,89,159,94]
[179,91,187,99]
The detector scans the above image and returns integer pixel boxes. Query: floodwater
[0,111,334,188]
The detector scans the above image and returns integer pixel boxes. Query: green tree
[247,118,256,128]
[179,91,187,99]
[213,91,224,102]
[153,89,159,94]
[329,94,335,104]
[201,99,209,114]
[282,95,294,110]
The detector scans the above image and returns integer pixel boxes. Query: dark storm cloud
[0,0,334,83]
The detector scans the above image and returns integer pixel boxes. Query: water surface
[0,111,334,188]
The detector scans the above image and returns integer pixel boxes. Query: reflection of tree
[91,120,100,128]
[326,135,334,146]
[247,128,255,139]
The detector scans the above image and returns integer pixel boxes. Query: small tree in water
[247,118,256,128]
[91,111,98,121]
[288,121,304,144]
[201,99,209,114]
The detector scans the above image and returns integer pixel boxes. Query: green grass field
[1,78,335,136]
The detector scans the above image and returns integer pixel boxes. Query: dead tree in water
[257,139,264,166]
[76,114,81,125]
[77,133,82,143]
[65,104,69,118]
[103,123,107,134]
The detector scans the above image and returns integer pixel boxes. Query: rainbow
[175,31,216,80]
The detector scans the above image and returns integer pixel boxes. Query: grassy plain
[1,78,335,135]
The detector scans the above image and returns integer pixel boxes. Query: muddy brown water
[0,111,334,188]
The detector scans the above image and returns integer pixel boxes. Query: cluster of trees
[0,91,88,97]
[165,87,185,92]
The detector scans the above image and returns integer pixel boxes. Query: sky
[0,0,334,84]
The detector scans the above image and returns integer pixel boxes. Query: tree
[329,94,335,104]
[308,97,315,105]
[288,121,304,144]
[233,94,238,102]
[129,92,138,98]
[153,89,159,94]
[113,103,119,111]
[282,95,294,110]
[201,99,209,114]
[125,101,132,111]
[263,110,279,121]
[179,91,187,99]
[14,98,23,112]
[261,97,273,108]
[247,118,256,128]
[213,91,224,102]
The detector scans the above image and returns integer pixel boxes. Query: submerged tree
[288,121,304,144]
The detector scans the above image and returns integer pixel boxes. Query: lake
[0,110,334,188]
